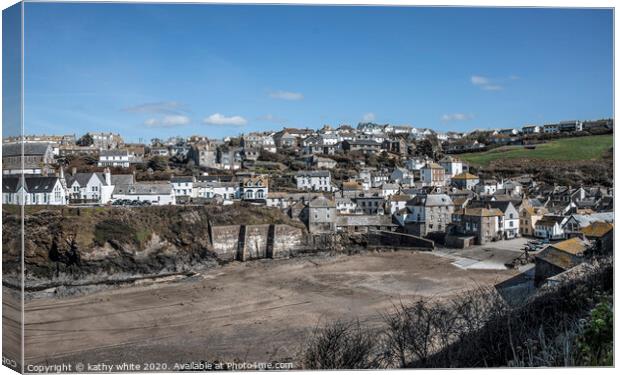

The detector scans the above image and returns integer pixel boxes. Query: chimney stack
[71,167,77,176]
[104,167,112,186]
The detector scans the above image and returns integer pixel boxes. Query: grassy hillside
[459,135,613,167]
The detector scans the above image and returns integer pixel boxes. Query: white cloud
[203,113,247,126]
[482,85,503,91]
[269,90,304,101]
[470,75,490,86]
[441,113,474,122]
[123,101,187,115]
[362,112,376,122]
[144,115,191,127]
[471,74,518,91]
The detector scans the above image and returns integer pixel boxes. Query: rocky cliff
[2,204,309,291]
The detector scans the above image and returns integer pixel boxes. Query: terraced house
[241,175,269,201]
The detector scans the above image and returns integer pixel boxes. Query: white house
[521,125,541,134]
[98,149,130,168]
[66,169,115,204]
[112,182,176,205]
[171,176,196,197]
[543,124,560,133]
[195,181,239,202]
[241,175,269,200]
[475,179,503,196]
[387,194,410,215]
[335,197,358,214]
[405,157,429,172]
[381,183,400,198]
[319,133,339,146]
[2,175,67,205]
[439,156,463,178]
[534,215,567,239]
[296,170,334,192]
[485,201,520,239]
[390,167,414,185]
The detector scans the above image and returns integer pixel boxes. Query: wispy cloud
[441,113,474,122]
[362,112,376,122]
[471,74,519,91]
[257,114,286,123]
[122,101,188,115]
[144,115,191,127]
[269,90,304,101]
[203,113,247,126]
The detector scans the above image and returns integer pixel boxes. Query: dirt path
[11,251,517,368]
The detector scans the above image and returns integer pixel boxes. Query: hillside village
[2,119,614,283]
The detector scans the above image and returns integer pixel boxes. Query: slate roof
[407,194,453,207]
[113,182,173,195]
[66,172,104,187]
[2,142,52,157]
[2,176,21,193]
[536,215,566,227]
[2,176,59,193]
[336,215,396,227]
[297,170,330,178]
[308,196,336,208]
[111,174,134,186]
[100,149,129,157]
[25,177,60,193]
[171,176,195,183]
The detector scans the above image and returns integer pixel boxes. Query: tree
[416,139,435,159]
[148,156,168,172]
[76,133,94,147]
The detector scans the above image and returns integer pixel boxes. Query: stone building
[534,237,589,286]
[188,142,217,168]
[404,194,454,236]
[307,196,337,233]
[2,142,55,175]
[581,221,614,254]
[451,207,503,245]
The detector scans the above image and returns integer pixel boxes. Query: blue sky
[16,3,614,142]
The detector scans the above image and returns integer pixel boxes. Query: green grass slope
[459,135,613,167]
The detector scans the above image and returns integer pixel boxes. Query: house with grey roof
[336,214,397,233]
[2,142,55,175]
[404,194,454,236]
[2,175,66,205]
[98,149,130,168]
[112,182,176,205]
[66,169,115,204]
[307,196,337,233]
[296,170,335,192]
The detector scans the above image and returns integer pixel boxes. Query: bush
[301,258,613,369]
[94,219,141,247]
[302,320,381,369]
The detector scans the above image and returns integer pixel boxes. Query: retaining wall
[368,230,435,251]
[210,223,307,261]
